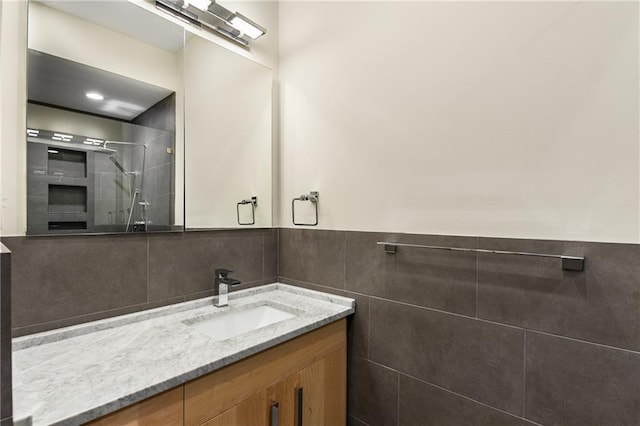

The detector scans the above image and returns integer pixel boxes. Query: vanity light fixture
[85,92,104,101]
[155,0,266,47]
[184,0,211,11]
[229,13,265,40]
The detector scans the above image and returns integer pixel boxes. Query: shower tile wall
[131,94,176,230]
[277,228,640,426]
[2,229,277,336]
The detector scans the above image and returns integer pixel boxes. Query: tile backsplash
[2,229,277,336]
[3,227,639,425]
[278,228,640,426]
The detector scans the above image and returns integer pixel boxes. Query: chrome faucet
[214,268,241,307]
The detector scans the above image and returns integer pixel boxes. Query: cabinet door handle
[271,401,279,426]
[296,387,304,426]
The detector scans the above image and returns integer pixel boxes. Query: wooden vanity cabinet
[87,319,347,426]
[86,387,183,426]
[185,319,347,426]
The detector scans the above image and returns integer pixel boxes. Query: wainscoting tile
[345,232,477,316]
[348,357,398,426]
[525,331,640,426]
[148,230,263,301]
[279,228,345,288]
[11,296,185,337]
[263,228,278,279]
[3,235,148,328]
[478,238,640,351]
[348,416,370,426]
[399,375,536,426]
[370,298,524,415]
[278,277,369,358]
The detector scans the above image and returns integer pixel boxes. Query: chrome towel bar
[377,241,584,271]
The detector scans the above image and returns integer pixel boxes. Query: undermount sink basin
[185,304,296,342]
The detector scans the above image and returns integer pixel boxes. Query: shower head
[109,155,128,175]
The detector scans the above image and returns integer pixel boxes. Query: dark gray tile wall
[2,229,277,336]
[0,244,12,424]
[278,228,640,426]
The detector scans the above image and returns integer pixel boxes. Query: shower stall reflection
[27,123,176,235]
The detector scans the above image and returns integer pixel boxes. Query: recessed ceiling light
[86,92,104,101]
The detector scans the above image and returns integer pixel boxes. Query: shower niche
[26,50,178,235]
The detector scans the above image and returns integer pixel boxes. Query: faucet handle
[215,268,234,278]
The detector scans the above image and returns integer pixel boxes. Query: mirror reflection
[27,51,178,233]
[184,34,272,229]
[25,0,273,234]
[26,0,184,234]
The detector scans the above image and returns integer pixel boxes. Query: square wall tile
[399,375,535,426]
[525,331,640,426]
[279,228,345,288]
[370,298,524,415]
[3,235,148,328]
[348,357,398,426]
[478,238,640,351]
[148,230,264,301]
[346,232,477,316]
[263,228,278,278]
[278,278,369,358]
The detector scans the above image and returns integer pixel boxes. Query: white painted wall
[0,0,28,236]
[28,2,180,92]
[184,35,273,228]
[278,1,640,243]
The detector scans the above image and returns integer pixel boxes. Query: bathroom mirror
[26,0,185,234]
[25,0,273,234]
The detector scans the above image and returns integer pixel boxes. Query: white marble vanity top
[12,283,355,426]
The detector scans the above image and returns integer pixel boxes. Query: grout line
[475,242,479,319]
[351,415,372,426]
[261,231,265,280]
[278,277,640,355]
[367,294,371,360]
[523,331,527,418]
[390,368,542,426]
[528,329,640,355]
[276,228,280,278]
[343,232,347,290]
[12,296,186,335]
[396,373,401,426]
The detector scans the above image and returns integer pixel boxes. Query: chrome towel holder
[377,241,585,272]
[292,191,319,226]
[237,196,257,225]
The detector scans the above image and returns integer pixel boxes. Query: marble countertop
[12,283,355,426]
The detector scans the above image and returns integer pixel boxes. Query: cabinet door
[201,382,289,426]
[201,389,269,426]
[285,346,347,426]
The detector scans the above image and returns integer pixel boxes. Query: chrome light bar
[155,0,266,47]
